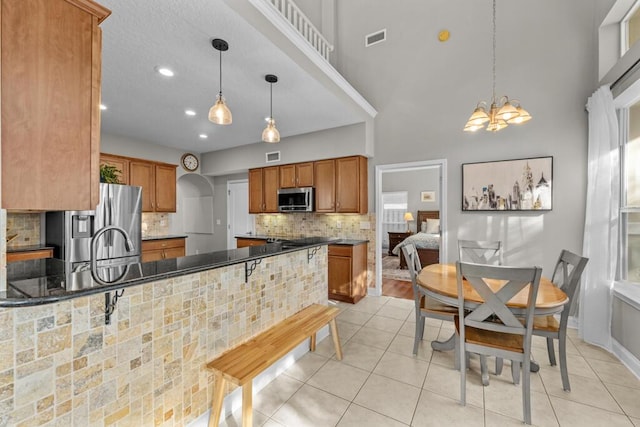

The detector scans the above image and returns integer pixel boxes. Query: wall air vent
[265,151,281,163]
[365,29,386,47]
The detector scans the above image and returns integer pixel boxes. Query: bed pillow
[421,221,427,232]
[425,218,440,234]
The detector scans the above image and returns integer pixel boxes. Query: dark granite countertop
[234,235,368,246]
[0,237,337,307]
[142,235,188,241]
[7,244,53,253]
[330,239,368,246]
[7,244,54,253]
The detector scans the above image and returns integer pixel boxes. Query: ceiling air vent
[365,29,386,47]
[265,151,280,163]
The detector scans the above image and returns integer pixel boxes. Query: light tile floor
[221,296,640,427]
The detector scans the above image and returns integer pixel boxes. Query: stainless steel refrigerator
[46,183,142,287]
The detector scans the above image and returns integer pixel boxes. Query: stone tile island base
[0,248,328,426]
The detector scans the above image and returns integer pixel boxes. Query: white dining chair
[402,243,457,355]
[456,261,542,425]
[457,239,503,265]
[533,249,588,391]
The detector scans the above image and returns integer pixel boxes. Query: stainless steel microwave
[277,187,314,212]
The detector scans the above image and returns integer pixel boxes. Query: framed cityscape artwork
[462,156,553,211]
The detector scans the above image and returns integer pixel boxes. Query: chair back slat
[456,261,542,347]
[401,243,423,308]
[458,239,503,265]
[551,249,588,324]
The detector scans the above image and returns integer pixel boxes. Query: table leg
[431,332,456,351]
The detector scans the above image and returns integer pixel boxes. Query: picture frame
[461,156,553,211]
[421,191,436,202]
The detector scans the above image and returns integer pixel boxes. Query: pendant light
[464,0,531,132]
[262,74,280,143]
[208,38,232,125]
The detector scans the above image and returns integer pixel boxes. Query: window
[621,102,640,282]
[381,191,408,248]
[622,1,640,55]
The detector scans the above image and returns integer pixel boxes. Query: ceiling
[99,0,367,154]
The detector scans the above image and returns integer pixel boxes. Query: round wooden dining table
[416,263,568,382]
[417,263,568,316]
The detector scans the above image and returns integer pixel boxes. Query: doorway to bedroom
[375,159,447,299]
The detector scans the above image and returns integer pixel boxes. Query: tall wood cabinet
[328,242,367,304]
[249,166,279,213]
[1,0,110,210]
[335,156,368,213]
[314,159,336,212]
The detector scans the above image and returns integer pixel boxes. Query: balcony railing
[267,0,334,61]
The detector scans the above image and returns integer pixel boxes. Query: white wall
[334,0,608,275]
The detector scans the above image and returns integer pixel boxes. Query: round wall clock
[181,153,199,172]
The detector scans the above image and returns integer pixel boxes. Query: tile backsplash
[6,212,42,248]
[141,212,171,237]
[255,212,376,288]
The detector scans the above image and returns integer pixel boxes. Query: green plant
[100,164,122,184]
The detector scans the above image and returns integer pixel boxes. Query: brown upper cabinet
[101,153,177,213]
[249,166,279,213]
[250,155,368,215]
[315,156,368,214]
[1,0,110,211]
[314,159,336,212]
[100,153,130,185]
[279,162,314,188]
[335,156,368,213]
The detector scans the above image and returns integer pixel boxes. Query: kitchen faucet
[90,225,135,285]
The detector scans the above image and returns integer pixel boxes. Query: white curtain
[580,85,619,350]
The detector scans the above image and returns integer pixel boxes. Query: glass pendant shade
[262,118,280,143]
[495,100,519,121]
[208,94,232,125]
[507,105,532,124]
[464,105,490,131]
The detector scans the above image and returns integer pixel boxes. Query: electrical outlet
[336,221,342,229]
[216,219,221,225]
[160,219,166,226]
[360,221,371,230]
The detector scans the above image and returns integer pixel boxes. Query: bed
[392,210,441,269]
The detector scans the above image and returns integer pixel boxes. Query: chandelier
[464,0,531,132]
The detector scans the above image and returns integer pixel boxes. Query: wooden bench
[206,303,343,427]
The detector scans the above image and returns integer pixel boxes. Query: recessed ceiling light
[100,104,107,110]
[185,109,196,116]
[199,134,208,139]
[156,67,174,77]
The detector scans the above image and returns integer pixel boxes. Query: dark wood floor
[381,278,413,300]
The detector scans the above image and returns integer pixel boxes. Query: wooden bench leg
[329,318,343,360]
[209,372,225,427]
[242,381,253,427]
[310,333,317,352]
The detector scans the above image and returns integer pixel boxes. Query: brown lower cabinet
[141,238,185,262]
[328,242,367,304]
[6,248,54,263]
[236,238,267,248]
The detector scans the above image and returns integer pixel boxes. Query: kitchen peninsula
[0,239,333,426]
